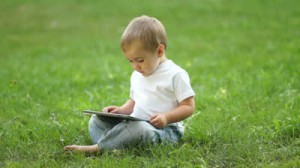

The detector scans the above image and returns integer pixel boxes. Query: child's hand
[150,113,168,128]
[102,106,121,114]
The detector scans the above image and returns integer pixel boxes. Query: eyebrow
[127,57,144,61]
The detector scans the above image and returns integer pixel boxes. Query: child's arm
[150,96,195,128]
[102,99,135,115]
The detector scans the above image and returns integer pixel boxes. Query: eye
[137,59,144,63]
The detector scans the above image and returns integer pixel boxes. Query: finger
[150,120,158,127]
[150,117,160,126]
[102,107,108,112]
[150,114,158,120]
[150,116,157,124]
[151,121,162,128]
[107,106,116,112]
[110,109,119,113]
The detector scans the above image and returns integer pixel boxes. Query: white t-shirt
[130,60,195,133]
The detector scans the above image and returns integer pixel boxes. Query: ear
[157,44,165,57]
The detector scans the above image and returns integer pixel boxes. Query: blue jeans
[88,115,182,150]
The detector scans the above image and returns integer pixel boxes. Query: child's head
[121,15,168,77]
[121,15,167,52]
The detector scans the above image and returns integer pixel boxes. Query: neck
[159,54,168,64]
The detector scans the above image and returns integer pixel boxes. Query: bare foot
[64,144,99,153]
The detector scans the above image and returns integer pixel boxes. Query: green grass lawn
[1,0,299,167]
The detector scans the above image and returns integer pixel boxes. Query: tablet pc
[83,110,149,122]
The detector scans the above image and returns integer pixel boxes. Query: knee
[88,115,100,129]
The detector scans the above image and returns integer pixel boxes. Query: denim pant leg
[88,114,122,144]
[89,118,182,150]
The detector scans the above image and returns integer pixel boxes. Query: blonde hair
[121,15,167,52]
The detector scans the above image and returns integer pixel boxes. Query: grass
[0,0,299,167]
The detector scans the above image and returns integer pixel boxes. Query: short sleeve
[173,71,195,103]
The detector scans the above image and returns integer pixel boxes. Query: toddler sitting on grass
[64,15,195,153]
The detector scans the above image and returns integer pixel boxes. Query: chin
[142,72,154,77]
[141,73,149,77]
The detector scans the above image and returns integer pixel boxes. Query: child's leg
[64,115,121,153]
[64,117,181,152]
[96,121,181,150]
[88,115,122,144]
